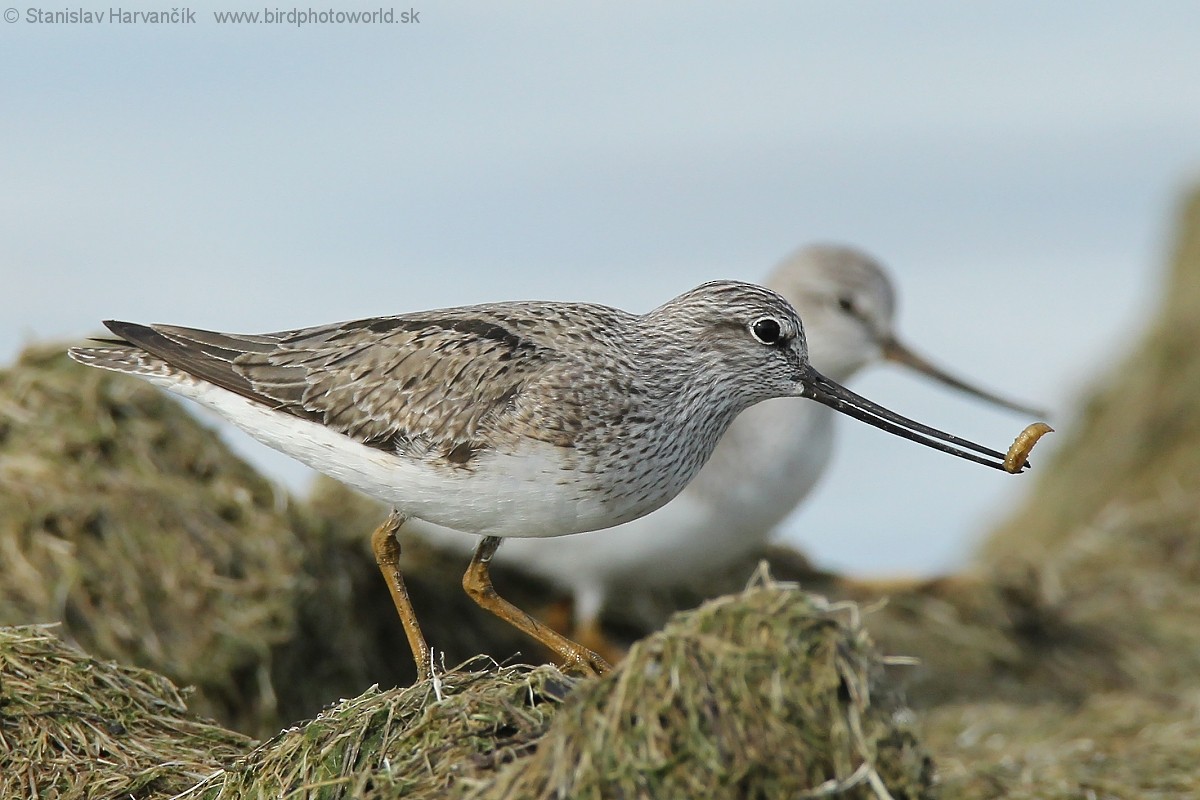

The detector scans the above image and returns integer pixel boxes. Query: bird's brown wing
[101,311,562,461]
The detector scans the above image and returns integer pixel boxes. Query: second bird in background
[408,244,1044,650]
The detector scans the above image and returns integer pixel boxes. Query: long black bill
[882,338,1048,419]
[798,364,1023,472]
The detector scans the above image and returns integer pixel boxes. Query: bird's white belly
[412,397,837,587]
[148,374,653,537]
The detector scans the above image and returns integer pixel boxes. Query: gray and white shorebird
[69,279,1025,680]
[409,246,1044,654]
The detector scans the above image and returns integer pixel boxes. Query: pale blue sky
[4,2,1198,574]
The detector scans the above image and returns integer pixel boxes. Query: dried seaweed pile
[0,347,309,732]
[925,690,1200,799]
[911,184,1200,799]
[980,187,1200,693]
[478,579,932,800]
[182,662,573,800]
[0,625,251,799]
[174,578,930,800]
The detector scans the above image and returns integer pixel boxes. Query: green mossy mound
[183,663,573,800]
[480,578,932,800]
[619,548,1128,708]
[0,625,251,799]
[901,181,1200,800]
[0,348,309,734]
[175,578,930,800]
[980,187,1200,695]
[925,692,1200,799]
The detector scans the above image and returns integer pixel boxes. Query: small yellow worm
[1004,422,1054,473]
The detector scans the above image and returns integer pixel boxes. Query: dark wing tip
[102,319,149,341]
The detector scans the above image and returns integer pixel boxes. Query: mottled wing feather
[101,321,284,409]
[115,314,563,460]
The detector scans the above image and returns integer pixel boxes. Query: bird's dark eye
[750,317,783,345]
[837,296,855,314]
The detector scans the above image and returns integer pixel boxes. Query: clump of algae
[175,576,931,800]
[0,347,308,733]
[478,576,932,800]
[180,662,573,800]
[0,624,251,799]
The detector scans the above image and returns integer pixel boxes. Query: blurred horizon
[4,2,1199,575]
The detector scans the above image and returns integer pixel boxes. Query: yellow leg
[370,510,432,682]
[463,536,610,676]
[572,616,628,667]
